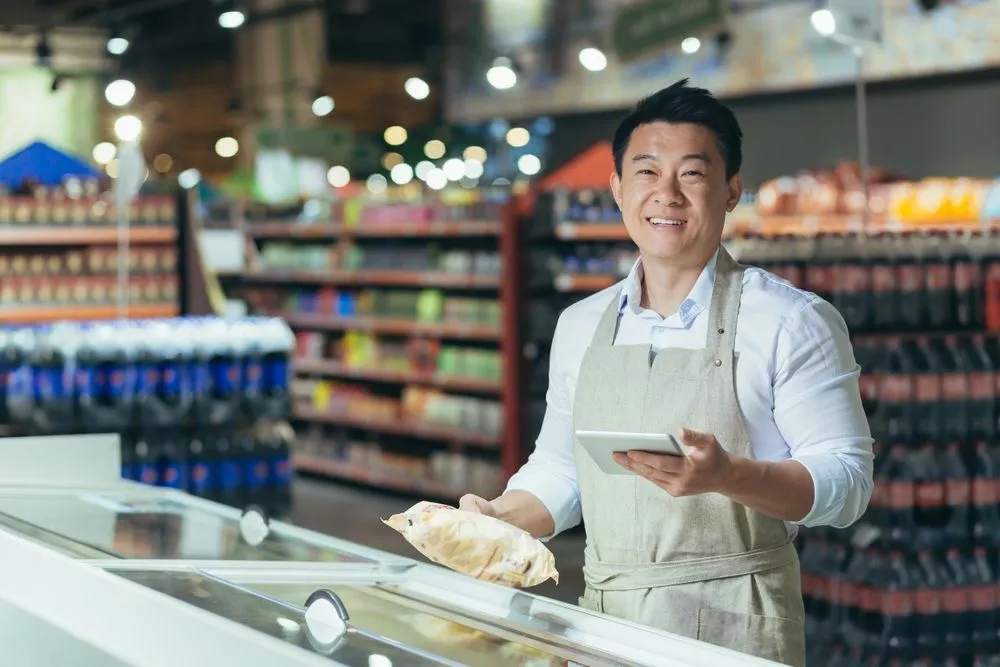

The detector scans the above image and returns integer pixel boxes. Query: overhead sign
[612,0,727,63]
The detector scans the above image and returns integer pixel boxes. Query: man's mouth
[646,216,687,228]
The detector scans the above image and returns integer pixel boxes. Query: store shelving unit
[0,194,182,324]
[208,193,513,501]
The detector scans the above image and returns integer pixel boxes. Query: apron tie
[583,540,798,591]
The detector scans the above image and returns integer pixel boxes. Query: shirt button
[714,359,723,367]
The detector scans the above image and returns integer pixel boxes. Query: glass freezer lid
[111,569,495,667]
[0,493,372,563]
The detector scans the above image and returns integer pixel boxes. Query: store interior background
[0,0,999,665]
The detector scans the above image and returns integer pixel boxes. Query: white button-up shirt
[506,248,875,539]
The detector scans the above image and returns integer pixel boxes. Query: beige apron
[572,247,806,667]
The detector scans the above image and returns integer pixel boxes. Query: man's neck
[639,251,715,319]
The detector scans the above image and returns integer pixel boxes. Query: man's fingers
[679,428,715,448]
[626,450,685,472]
[458,494,489,514]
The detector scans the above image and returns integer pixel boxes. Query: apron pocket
[696,608,805,667]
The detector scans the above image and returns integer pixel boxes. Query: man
[459,79,873,667]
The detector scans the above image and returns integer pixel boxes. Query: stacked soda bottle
[0,316,296,518]
[773,228,1000,667]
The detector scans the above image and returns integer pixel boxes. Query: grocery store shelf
[243,269,500,289]
[285,312,502,341]
[0,303,179,323]
[249,220,502,239]
[0,226,177,246]
[554,222,630,241]
[293,405,501,448]
[295,357,502,393]
[292,453,461,500]
[553,273,619,292]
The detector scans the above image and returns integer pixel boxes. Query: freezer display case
[0,434,784,667]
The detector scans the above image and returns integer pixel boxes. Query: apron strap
[583,540,798,591]
[704,245,745,354]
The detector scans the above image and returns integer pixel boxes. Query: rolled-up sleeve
[504,313,583,538]
[772,298,874,529]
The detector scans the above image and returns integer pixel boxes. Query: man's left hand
[612,428,733,497]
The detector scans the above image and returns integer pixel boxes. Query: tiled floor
[289,476,586,604]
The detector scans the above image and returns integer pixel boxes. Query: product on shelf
[0,316,296,516]
[756,163,995,227]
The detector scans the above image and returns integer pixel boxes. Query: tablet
[576,430,687,476]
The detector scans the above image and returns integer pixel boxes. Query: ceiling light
[153,154,173,173]
[810,9,836,36]
[442,158,466,182]
[681,37,701,54]
[390,163,414,185]
[107,36,129,56]
[105,79,136,107]
[486,57,517,90]
[506,127,530,148]
[424,139,446,160]
[517,154,541,176]
[215,137,239,158]
[425,168,447,191]
[404,77,430,100]
[312,95,334,117]
[113,115,142,142]
[381,152,404,170]
[366,174,388,195]
[327,166,350,187]
[578,47,607,72]
[415,161,434,181]
[219,9,246,29]
[384,125,407,146]
[463,159,484,179]
[463,146,487,163]
[92,142,116,165]
[178,168,201,189]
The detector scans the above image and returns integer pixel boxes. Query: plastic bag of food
[383,501,559,588]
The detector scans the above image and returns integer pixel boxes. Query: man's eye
[683,171,704,177]
[636,169,655,175]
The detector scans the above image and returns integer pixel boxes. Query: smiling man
[458,79,873,666]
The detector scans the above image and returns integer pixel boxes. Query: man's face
[610,121,742,268]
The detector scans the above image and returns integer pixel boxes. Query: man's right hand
[458,494,497,517]
[456,490,555,539]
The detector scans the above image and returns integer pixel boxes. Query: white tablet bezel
[575,430,687,476]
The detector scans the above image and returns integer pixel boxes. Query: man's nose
[653,177,684,206]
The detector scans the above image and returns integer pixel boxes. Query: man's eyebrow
[630,152,713,163]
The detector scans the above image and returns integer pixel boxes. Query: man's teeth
[648,217,685,226]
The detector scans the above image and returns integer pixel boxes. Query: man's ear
[726,173,744,212]
[610,171,623,211]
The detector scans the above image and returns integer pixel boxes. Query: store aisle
[289,477,585,604]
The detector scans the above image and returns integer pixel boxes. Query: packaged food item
[383,501,559,588]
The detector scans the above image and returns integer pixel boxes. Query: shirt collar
[619,248,719,327]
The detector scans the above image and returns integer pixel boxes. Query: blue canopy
[0,140,100,189]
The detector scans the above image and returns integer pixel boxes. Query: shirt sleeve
[504,312,583,539]
[772,297,875,530]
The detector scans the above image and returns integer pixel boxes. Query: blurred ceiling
[0,0,443,69]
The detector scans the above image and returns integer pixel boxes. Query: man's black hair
[612,78,743,179]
